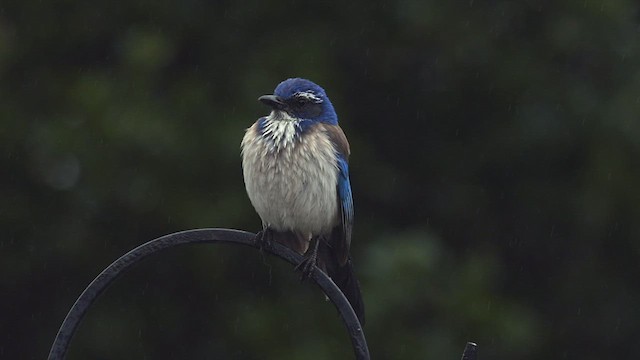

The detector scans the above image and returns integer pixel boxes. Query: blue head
[258,78,338,125]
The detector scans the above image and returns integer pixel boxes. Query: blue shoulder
[256,117,268,133]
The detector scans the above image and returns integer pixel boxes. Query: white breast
[241,116,339,237]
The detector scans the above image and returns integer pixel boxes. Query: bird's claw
[295,251,318,282]
[254,228,273,250]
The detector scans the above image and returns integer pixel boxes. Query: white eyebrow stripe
[295,91,323,103]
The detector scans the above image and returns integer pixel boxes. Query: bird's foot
[254,228,273,250]
[295,237,320,281]
[295,252,318,281]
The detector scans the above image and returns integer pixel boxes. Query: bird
[241,78,365,325]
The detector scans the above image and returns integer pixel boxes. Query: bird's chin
[270,110,299,122]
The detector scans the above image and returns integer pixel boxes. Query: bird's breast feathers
[241,115,343,235]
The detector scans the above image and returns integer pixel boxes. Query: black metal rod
[460,342,478,360]
[47,228,370,360]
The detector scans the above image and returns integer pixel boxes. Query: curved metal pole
[460,342,477,360]
[48,228,369,360]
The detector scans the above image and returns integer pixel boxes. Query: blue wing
[321,123,353,265]
[336,155,353,261]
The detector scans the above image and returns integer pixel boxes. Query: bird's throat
[262,115,301,149]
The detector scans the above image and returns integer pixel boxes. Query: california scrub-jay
[241,78,364,325]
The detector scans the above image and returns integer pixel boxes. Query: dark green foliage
[2,0,639,359]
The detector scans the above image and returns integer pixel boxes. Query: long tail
[317,234,365,326]
[328,257,365,326]
[274,230,366,325]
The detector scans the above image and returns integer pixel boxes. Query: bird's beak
[258,95,287,110]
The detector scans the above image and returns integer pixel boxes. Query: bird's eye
[296,98,306,106]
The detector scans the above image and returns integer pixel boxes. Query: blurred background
[2,0,639,359]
